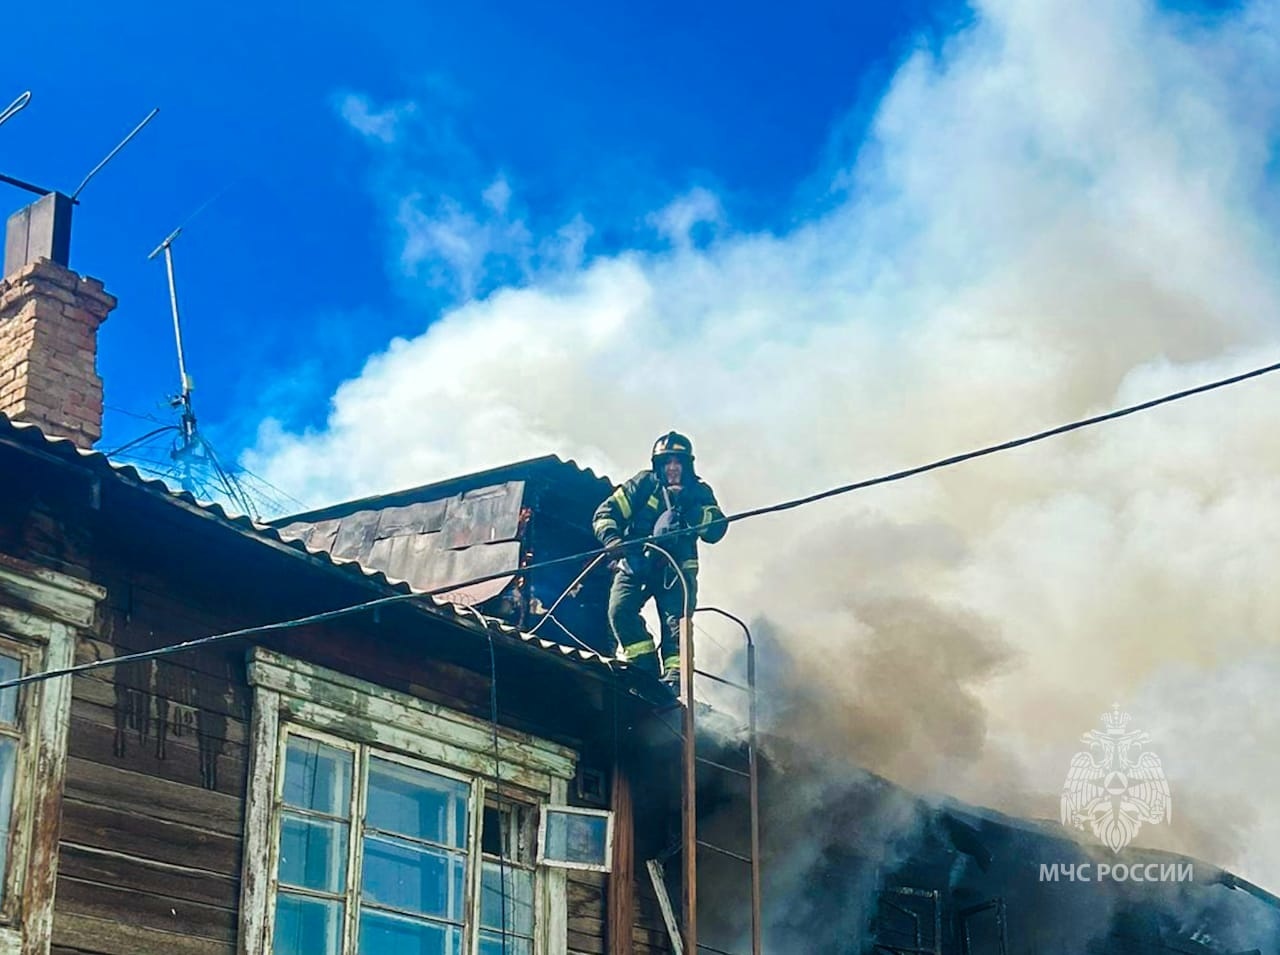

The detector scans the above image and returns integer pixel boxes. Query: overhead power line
[4,356,1280,692]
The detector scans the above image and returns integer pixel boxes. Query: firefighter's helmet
[651,431,695,471]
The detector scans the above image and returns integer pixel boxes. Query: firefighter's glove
[614,557,635,576]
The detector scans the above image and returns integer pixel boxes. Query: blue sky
[13,0,1280,893]
[7,0,937,471]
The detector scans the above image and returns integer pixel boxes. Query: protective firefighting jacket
[592,469,727,572]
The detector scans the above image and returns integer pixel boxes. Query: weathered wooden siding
[52,572,250,955]
[3,443,664,955]
[569,870,607,954]
[566,870,674,955]
[633,873,676,955]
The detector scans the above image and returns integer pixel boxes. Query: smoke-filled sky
[234,0,1280,890]
[13,0,1272,896]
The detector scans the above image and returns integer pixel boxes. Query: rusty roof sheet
[275,480,528,607]
[0,414,615,669]
[271,454,613,527]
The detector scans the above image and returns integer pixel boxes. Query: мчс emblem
[1060,704,1172,853]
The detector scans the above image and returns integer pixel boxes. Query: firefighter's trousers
[608,564,697,675]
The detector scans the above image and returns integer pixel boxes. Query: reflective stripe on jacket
[592,469,727,563]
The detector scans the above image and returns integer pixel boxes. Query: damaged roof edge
[266,454,614,527]
[0,415,619,674]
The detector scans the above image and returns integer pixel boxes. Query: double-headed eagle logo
[1060,704,1172,853]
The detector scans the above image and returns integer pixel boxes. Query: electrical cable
[482,620,510,953]
[526,553,610,637]
[104,404,167,426]
[540,613,610,664]
[692,620,733,655]
[4,355,1280,693]
[640,540,690,679]
[455,603,510,952]
[100,425,178,458]
[722,357,1280,526]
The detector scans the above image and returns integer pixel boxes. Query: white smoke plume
[247,0,1280,892]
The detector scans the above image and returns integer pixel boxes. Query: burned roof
[270,457,612,608]
[269,456,617,652]
[272,454,612,527]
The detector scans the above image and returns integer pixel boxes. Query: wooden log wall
[566,870,674,955]
[1,455,670,955]
[51,570,251,955]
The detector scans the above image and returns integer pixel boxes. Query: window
[478,802,536,955]
[0,630,76,923]
[0,555,98,954]
[244,649,577,955]
[0,649,23,897]
[538,806,613,873]
[271,730,543,955]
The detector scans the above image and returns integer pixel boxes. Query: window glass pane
[278,811,348,893]
[367,758,468,848]
[543,811,609,866]
[273,891,343,955]
[478,932,533,955]
[0,653,20,725]
[283,737,352,817]
[480,863,534,936]
[362,834,466,921]
[0,737,15,881]
[482,805,530,861]
[359,908,463,955]
[481,806,505,857]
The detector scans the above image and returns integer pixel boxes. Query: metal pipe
[692,667,749,691]
[694,756,749,778]
[695,840,752,865]
[160,242,193,412]
[680,613,697,955]
[71,106,159,200]
[0,91,31,128]
[0,171,54,197]
[694,606,761,955]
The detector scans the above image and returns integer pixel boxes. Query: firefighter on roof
[592,431,728,685]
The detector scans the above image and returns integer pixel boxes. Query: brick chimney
[0,259,116,448]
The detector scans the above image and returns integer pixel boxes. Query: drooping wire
[100,425,178,458]
[527,553,610,637]
[458,603,509,954]
[5,354,1280,693]
[722,357,1280,527]
[104,404,168,426]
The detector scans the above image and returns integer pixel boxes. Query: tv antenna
[1,106,158,273]
[0,91,31,129]
[105,189,299,519]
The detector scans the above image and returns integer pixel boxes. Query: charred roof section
[271,455,617,655]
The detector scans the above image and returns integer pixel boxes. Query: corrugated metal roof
[270,454,613,527]
[276,480,528,607]
[0,414,616,669]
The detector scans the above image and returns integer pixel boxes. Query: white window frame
[241,647,577,955]
[0,554,103,955]
[537,806,615,874]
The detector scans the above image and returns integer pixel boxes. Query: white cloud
[336,92,416,144]
[256,0,1280,890]
[482,176,512,216]
[649,186,724,247]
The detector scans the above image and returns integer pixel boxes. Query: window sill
[0,924,21,955]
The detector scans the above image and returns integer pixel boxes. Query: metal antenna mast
[138,197,257,518]
[147,226,196,450]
